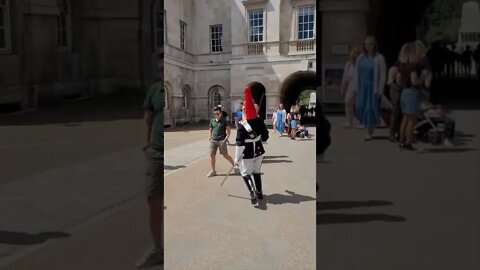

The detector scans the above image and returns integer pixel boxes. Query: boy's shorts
[144,146,163,199]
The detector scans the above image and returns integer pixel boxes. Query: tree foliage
[422,0,480,44]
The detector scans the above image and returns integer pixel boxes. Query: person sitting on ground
[421,102,456,146]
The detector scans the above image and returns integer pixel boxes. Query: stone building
[164,0,317,125]
[0,0,162,111]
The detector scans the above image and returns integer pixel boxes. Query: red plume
[244,86,257,120]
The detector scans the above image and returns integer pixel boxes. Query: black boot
[253,173,263,200]
[243,176,257,204]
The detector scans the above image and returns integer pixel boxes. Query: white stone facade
[164,0,317,126]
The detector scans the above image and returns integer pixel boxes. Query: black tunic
[236,118,269,159]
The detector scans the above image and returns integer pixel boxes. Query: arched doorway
[279,71,316,116]
[247,82,267,119]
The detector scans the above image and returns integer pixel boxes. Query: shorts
[144,146,163,199]
[401,88,422,116]
[210,140,228,155]
[290,120,298,129]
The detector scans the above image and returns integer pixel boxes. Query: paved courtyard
[163,126,317,270]
[317,108,480,270]
[0,95,478,270]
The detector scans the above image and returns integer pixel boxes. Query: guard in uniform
[235,86,269,204]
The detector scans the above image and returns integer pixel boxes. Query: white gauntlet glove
[234,145,245,165]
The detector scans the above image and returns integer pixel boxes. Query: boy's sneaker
[135,248,163,269]
[444,139,454,147]
[207,170,217,177]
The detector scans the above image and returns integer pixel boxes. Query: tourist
[235,86,269,205]
[207,106,235,177]
[341,47,360,128]
[272,107,278,133]
[235,102,244,129]
[288,105,300,140]
[353,36,387,141]
[387,62,403,142]
[136,77,164,268]
[276,103,287,136]
[397,41,432,151]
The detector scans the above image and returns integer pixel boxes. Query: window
[181,88,187,108]
[298,6,315,40]
[180,20,186,51]
[163,88,168,109]
[153,3,164,49]
[57,0,70,48]
[248,10,264,43]
[211,89,221,107]
[0,0,11,51]
[210,25,223,53]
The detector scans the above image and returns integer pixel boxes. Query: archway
[279,71,316,116]
[246,82,267,119]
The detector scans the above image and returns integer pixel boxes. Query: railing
[232,39,316,56]
[247,43,265,55]
[293,39,316,52]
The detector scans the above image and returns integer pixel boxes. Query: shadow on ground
[0,93,145,126]
[0,231,70,245]
[164,165,186,170]
[267,190,316,205]
[317,200,407,225]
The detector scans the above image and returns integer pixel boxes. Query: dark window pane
[0,29,5,48]
[157,13,163,28]
[62,30,67,46]
[0,8,4,26]
[259,27,263,34]
[309,22,314,30]
[309,14,314,22]
[60,14,66,26]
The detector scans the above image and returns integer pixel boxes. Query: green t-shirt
[143,81,164,150]
[210,117,228,141]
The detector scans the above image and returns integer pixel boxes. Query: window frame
[56,0,72,51]
[181,87,188,108]
[211,88,221,107]
[180,20,186,51]
[297,5,315,41]
[247,9,265,43]
[210,24,223,53]
[153,2,165,52]
[0,0,12,53]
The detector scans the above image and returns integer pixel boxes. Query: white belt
[245,136,261,143]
